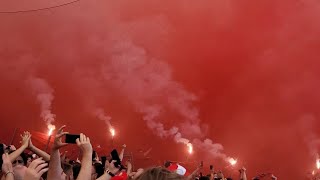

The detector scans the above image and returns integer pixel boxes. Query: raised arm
[126,160,132,175]
[47,126,69,180]
[119,144,126,161]
[28,138,50,161]
[8,131,30,162]
[2,153,14,180]
[239,167,247,180]
[209,165,214,180]
[75,133,93,180]
[187,162,202,180]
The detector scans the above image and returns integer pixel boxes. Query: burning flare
[110,128,115,137]
[317,158,320,170]
[187,143,193,154]
[47,124,56,136]
[228,158,237,166]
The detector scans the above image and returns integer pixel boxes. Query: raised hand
[105,160,120,174]
[76,133,92,156]
[52,125,69,150]
[21,131,31,148]
[239,167,246,173]
[28,136,34,150]
[126,160,132,168]
[198,161,203,169]
[2,153,14,178]
[24,158,49,180]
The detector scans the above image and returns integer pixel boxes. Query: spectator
[136,167,184,180]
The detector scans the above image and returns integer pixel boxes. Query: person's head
[91,165,97,180]
[62,162,74,180]
[199,176,210,180]
[11,154,28,180]
[73,163,81,180]
[164,161,172,168]
[93,162,104,179]
[0,143,4,168]
[12,154,27,167]
[136,167,185,180]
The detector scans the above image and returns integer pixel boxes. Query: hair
[62,162,73,174]
[199,176,210,180]
[92,150,97,161]
[0,144,4,169]
[164,161,172,168]
[136,167,185,180]
[72,163,81,179]
[93,162,104,178]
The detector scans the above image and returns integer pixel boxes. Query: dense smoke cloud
[0,0,320,179]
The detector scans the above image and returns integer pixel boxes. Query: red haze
[1,0,320,179]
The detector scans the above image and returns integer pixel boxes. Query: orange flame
[229,158,237,166]
[47,124,56,136]
[110,128,115,137]
[187,143,193,154]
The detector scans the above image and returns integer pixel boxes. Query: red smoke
[1,0,320,179]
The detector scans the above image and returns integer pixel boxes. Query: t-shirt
[111,172,128,180]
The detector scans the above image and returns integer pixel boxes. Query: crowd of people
[0,125,284,180]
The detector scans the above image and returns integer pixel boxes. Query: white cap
[176,164,187,176]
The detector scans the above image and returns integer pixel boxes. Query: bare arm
[75,133,92,180]
[209,169,214,180]
[8,132,30,163]
[239,168,247,180]
[28,139,50,161]
[96,173,112,180]
[119,144,126,161]
[2,153,14,180]
[126,161,132,175]
[47,126,69,180]
[187,163,202,180]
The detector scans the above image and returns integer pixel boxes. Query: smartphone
[210,165,213,170]
[65,134,80,144]
[200,161,203,167]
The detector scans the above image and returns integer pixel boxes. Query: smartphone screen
[65,134,80,144]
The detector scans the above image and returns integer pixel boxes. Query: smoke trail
[95,108,115,136]
[297,114,320,158]
[100,27,230,159]
[26,77,56,129]
[193,138,226,159]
